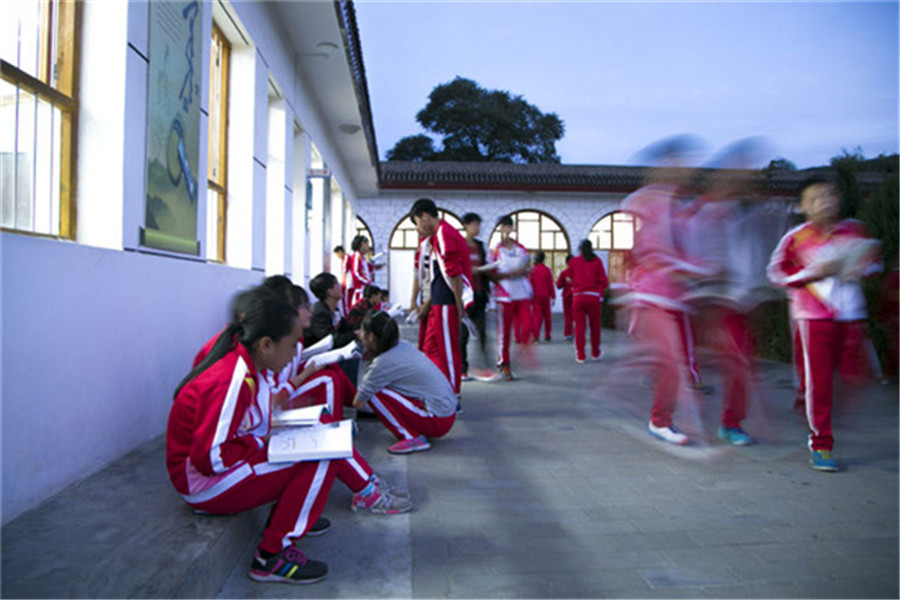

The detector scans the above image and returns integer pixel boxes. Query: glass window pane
[33,94,54,234]
[541,231,554,249]
[0,79,17,228]
[518,220,539,248]
[613,219,634,249]
[14,87,35,231]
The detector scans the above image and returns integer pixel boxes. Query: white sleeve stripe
[210,358,249,473]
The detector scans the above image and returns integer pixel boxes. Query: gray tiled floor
[219,317,898,599]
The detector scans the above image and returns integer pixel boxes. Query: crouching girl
[167,289,336,584]
[353,310,457,454]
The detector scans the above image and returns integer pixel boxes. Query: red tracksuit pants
[562,294,574,337]
[631,304,683,428]
[677,311,703,385]
[795,319,872,451]
[285,365,357,418]
[424,304,462,394]
[188,445,372,554]
[573,294,602,361]
[368,388,456,441]
[705,307,752,429]
[532,297,553,340]
[496,299,532,366]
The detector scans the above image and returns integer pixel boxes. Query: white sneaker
[648,422,689,445]
[590,349,604,361]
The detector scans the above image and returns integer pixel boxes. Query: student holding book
[353,310,457,454]
[167,289,339,584]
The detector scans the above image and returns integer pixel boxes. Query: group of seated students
[165,272,457,585]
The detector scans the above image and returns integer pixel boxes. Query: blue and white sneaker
[717,426,753,446]
[809,450,838,472]
[648,422,689,445]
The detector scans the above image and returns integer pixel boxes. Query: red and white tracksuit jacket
[568,255,608,361]
[347,251,373,308]
[529,263,556,340]
[340,254,353,315]
[423,220,474,393]
[169,341,371,553]
[491,240,534,365]
[767,219,882,451]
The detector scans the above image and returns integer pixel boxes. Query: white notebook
[268,420,353,463]
[270,404,325,428]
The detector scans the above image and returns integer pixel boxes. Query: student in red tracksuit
[490,214,533,380]
[556,254,575,340]
[410,235,432,351]
[530,251,556,342]
[347,235,378,309]
[167,290,337,584]
[409,198,474,396]
[333,246,350,316]
[767,175,882,472]
[569,239,609,363]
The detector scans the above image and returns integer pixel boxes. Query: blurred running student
[353,310,457,454]
[556,254,575,340]
[530,250,556,342]
[489,214,533,380]
[409,198,474,395]
[167,289,337,584]
[569,240,609,363]
[460,212,492,380]
[621,135,708,446]
[767,174,882,472]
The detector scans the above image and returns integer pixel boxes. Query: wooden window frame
[1,0,80,239]
[207,22,230,262]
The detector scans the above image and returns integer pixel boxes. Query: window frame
[206,21,230,262]
[1,0,80,239]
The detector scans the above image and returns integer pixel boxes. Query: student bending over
[353,310,457,454]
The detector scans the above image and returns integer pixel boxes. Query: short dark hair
[363,284,380,300]
[409,198,439,225]
[462,212,482,225]
[497,214,514,227]
[351,235,368,252]
[799,173,835,196]
[534,250,546,264]
[309,272,338,302]
[333,245,345,254]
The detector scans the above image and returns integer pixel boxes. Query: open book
[268,419,354,463]
[270,404,325,428]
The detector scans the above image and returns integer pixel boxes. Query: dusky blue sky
[354,1,899,168]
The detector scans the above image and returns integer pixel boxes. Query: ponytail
[361,309,399,356]
[173,287,297,399]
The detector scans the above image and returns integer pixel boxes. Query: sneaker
[499,365,515,381]
[306,517,331,537]
[249,546,327,584]
[590,349,604,361]
[351,479,413,514]
[545,337,552,342]
[564,335,574,341]
[717,426,753,446]
[472,368,502,382]
[461,372,473,382]
[648,422,689,445]
[809,450,838,472]
[575,357,585,364]
[456,399,464,415]
[387,435,431,455]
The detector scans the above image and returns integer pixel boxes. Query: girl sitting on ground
[353,310,457,454]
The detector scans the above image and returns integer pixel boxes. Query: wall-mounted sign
[143,0,202,254]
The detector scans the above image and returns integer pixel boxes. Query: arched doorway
[387,209,464,308]
[487,210,571,276]
[588,210,640,284]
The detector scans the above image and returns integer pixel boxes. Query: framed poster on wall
[142,0,202,255]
